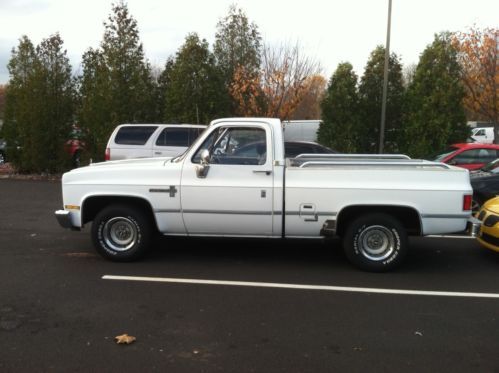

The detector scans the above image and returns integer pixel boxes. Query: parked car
[470,127,495,144]
[470,158,499,211]
[105,124,206,161]
[232,140,336,160]
[431,143,499,170]
[476,197,499,253]
[284,141,337,158]
[0,139,6,165]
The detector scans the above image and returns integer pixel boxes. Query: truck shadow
[148,235,347,268]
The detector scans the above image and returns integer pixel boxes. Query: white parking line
[102,275,499,299]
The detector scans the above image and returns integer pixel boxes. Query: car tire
[92,205,152,262]
[343,213,408,272]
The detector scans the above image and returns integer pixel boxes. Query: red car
[432,143,499,170]
[64,125,85,168]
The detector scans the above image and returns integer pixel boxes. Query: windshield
[481,158,499,172]
[431,147,458,162]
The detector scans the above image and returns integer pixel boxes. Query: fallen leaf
[115,333,136,344]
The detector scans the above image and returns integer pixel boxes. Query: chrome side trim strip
[182,209,273,215]
[421,214,470,219]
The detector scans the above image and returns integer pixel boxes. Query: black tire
[91,204,152,262]
[343,213,407,272]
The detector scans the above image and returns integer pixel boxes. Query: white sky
[0,0,497,84]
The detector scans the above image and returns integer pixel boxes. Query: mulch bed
[0,163,62,181]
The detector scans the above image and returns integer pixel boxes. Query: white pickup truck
[55,118,479,271]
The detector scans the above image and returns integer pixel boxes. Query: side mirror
[200,149,210,165]
[196,149,211,178]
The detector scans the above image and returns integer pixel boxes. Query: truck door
[180,124,275,236]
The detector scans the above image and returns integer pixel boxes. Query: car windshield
[431,147,458,162]
[481,158,499,173]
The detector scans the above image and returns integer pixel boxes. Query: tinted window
[284,142,335,157]
[156,128,203,147]
[285,143,307,158]
[432,147,459,162]
[453,149,499,165]
[115,126,158,145]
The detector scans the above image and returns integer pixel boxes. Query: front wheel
[92,205,152,261]
[343,213,408,272]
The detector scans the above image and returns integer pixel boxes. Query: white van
[105,124,207,161]
[470,127,494,144]
[282,120,321,142]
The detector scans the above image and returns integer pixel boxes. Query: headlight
[484,214,499,227]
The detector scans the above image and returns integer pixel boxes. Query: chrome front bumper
[467,216,481,237]
[55,210,79,230]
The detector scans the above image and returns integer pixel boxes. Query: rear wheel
[343,213,407,272]
[92,205,152,261]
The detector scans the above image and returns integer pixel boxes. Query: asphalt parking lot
[1,179,499,372]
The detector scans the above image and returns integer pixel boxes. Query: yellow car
[476,197,499,252]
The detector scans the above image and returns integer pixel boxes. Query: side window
[453,149,480,164]
[114,126,158,145]
[479,149,498,163]
[453,149,497,164]
[187,128,205,146]
[157,127,205,147]
[156,128,189,147]
[192,127,267,165]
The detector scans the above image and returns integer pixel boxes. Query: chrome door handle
[253,170,272,175]
[154,151,162,155]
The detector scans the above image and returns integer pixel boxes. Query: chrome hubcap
[358,225,395,261]
[103,217,137,252]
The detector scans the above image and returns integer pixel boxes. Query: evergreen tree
[3,36,38,171]
[318,63,360,152]
[4,34,74,172]
[79,2,155,161]
[34,34,75,172]
[214,5,261,114]
[358,46,404,153]
[155,57,174,122]
[214,5,262,84]
[164,33,229,124]
[78,48,111,161]
[403,33,468,158]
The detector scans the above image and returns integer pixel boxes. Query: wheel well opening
[336,205,421,237]
[82,196,157,230]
